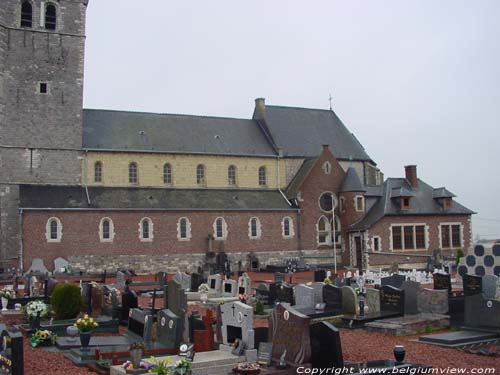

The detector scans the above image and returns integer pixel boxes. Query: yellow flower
[77,319,82,324]
[89,318,94,323]
[93,322,98,327]
[73,323,77,327]
[84,314,89,319]
[165,357,172,364]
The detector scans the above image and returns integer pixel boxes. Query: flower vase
[30,315,41,330]
[80,331,92,350]
[130,348,143,368]
[1,297,8,311]
[200,292,208,304]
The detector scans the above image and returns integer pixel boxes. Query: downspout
[277,148,291,207]
[19,209,23,273]
[84,150,91,205]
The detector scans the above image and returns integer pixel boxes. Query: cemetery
[0,243,498,375]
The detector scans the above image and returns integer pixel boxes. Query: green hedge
[51,283,83,320]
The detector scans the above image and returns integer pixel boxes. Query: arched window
[177,217,191,240]
[248,217,261,239]
[99,217,114,242]
[282,217,295,238]
[20,1,33,28]
[196,164,205,185]
[129,162,138,184]
[317,216,332,245]
[213,217,227,240]
[139,217,153,241]
[46,217,62,242]
[228,165,237,186]
[163,163,172,184]
[45,3,57,30]
[258,166,266,186]
[94,161,103,183]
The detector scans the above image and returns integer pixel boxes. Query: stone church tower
[0,0,88,269]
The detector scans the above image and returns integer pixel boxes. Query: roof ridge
[266,104,336,113]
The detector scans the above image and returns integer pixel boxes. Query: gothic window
[177,217,191,241]
[258,166,266,186]
[46,217,62,242]
[196,164,205,185]
[129,162,138,184]
[99,218,114,242]
[139,217,153,241]
[282,217,295,238]
[214,217,227,240]
[20,1,33,28]
[317,216,331,245]
[163,163,172,184]
[228,165,237,186]
[94,161,103,183]
[45,3,57,30]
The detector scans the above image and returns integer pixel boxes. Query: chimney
[405,165,418,188]
[254,98,266,120]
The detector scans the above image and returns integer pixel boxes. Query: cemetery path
[341,330,500,369]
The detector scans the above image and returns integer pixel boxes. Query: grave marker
[463,274,482,296]
[341,286,357,315]
[323,284,342,309]
[238,273,252,296]
[365,288,380,314]
[418,288,448,315]
[294,284,315,309]
[380,285,404,315]
[0,327,23,375]
[276,284,294,305]
[381,274,405,289]
[222,279,238,297]
[482,275,500,299]
[433,273,452,292]
[309,321,343,369]
[220,301,255,349]
[402,280,420,315]
[157,309,181,348]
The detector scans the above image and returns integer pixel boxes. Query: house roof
[19,185,295,211]
[285,158,317,199]
[432,187,456,199]
[349,178,474,231]
[82,109,277,157]
[339,167,366,192]
[260,105,373,161]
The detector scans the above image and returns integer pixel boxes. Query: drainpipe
[277,148,291,206]
[84,150,91,205]
[19,209,23,273]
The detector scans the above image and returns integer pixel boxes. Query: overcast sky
[82,1,500,240]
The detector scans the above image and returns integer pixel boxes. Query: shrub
[51,283,83,320]
[425,325,433,334]
[254,299,265,315]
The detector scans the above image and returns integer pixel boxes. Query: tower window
[258,166,266,186]
[163,163,172,184]
[94,161,103,183]
[228,165,237,186]
[196,164,205,185]
[20,1,33,28]
[45,3,57,31]
[39,83,48,94]
[129,162,138,184]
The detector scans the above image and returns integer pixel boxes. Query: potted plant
[74,314,98,350]
[148,356,173,374]
[129,341,145,368]
[0,287,16,311]
[198,283,209,303]
[24,300,49,330]
[30,329,57,347]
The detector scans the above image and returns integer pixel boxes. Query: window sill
[99,239,114,243]
[139,238,153,242]
[47,239,62,243]
[177,238,191,242]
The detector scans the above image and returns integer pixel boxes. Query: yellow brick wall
[84,152,287,189]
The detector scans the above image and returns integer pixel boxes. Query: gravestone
[116,271,126,288]
[190,272,204,292]
[365,288,380,314]
[269,303,311,366]
[0,327,23,375]
[310,321,343,369]
[294,284,315,309]
[45,278,58,296]
[402,280,421,315]
[380,285,405,315]
[274,273,285,283]
[433,273,452,292]
[238,273,252,296]
[256,284,269,305]
[257,342,273,366]
[90,285,105,317]
[81,282,93,314]
[323,284,342,309]
[465,293,500,329]
[222,279,238,297]
[418,288,449,314]
[314,270,326,282]
[268,283,280,306]
[463,274,483,296]
[54,257,69,273]
[381,274,405,289]
[128,308,153,342]
[156,271,167,288]
[333,276,345,287]
[27,258,49,274]
[482,275,500,299]
[341,286,358,315]
[174,271,191,291]
[157,309,181,348]
[276,284,294,305]
[311,282,324,305]
[220,301,255,349]
[208,274,222,292]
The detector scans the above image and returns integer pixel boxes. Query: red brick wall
[22,210,299,270]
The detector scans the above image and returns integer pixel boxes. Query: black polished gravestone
[381,274,406,289]
[310,321,343,369]
[268,283,280,306]
[463,274,482,296]
[128,308,154,343]
[190,272,204,292]
[157,309,181,348]
[256,284,270,305]
[380,285,405,315]
[120,287,138,324]
[433,273,452,292]
[274,273,286,283]
[0,327,23,375]
[323,284,342,309]
[276,283,294,305]
[314,270,327,282]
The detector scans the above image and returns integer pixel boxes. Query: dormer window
[402,197,411,209]
[442,198,452,209]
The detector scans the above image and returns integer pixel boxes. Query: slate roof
[390,187,415,198]
[82,109,277,156]
[349,179,474,231]
[285,158,317,199]
[339,167,366,192]
[432,187,456,199]
[19,185,295,211]
[260,106,373,161]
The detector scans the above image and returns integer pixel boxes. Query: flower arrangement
[0,287,16,299]
[323,277,332,285]
[130,341,146,351]
[25,300,49,319]
[239,293,249,304]
[198,283,209,293]
[30,329,57,347]
[147,355,173,374]
[74,314,98,332]
[174,359,192,374]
